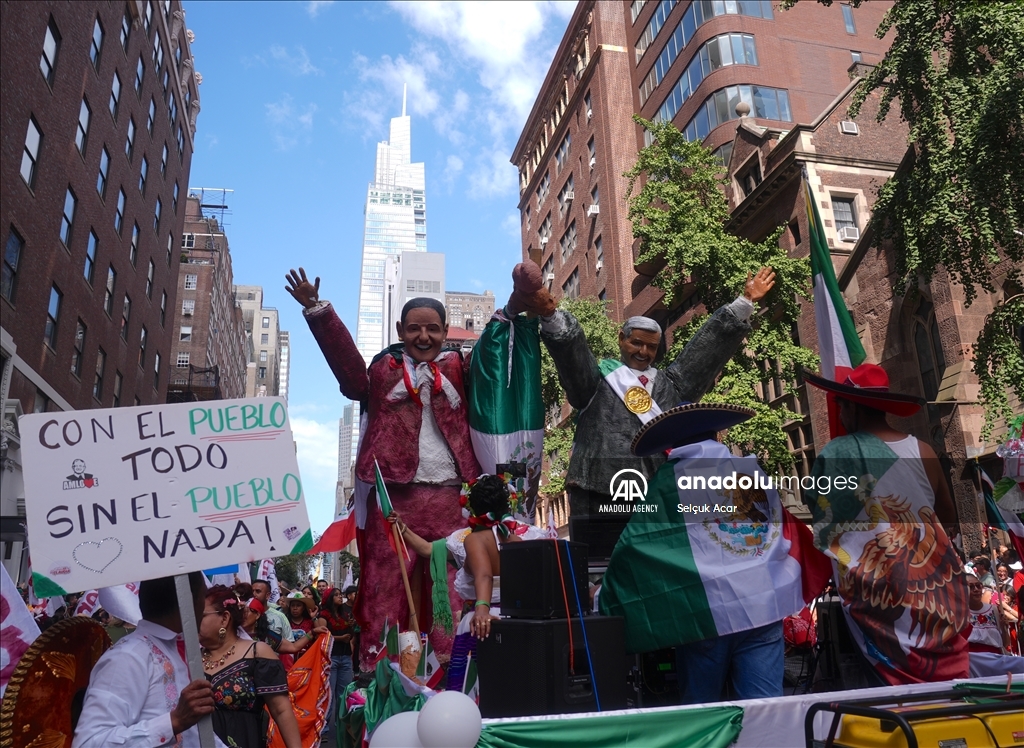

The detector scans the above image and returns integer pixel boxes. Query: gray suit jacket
[541,304,751,496]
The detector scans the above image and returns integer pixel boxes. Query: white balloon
[370,711,424,748]
[416,690,483,748]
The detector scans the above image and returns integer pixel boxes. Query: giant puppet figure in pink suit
[285,266,552,668]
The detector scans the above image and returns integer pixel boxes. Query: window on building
[84,230,98,283]
[45,285,62,348]
[143,1,152,33]
[166,233,172,266]
[60,188,76,247]
[154,198,161,231]
[537,172,550,206]
[71,320,86,376]
[588,137,596,167]
[555,133,571,173]
[184,273,197,290]
[562,268,580,299]
[130,223,140,265]
[160,144,168,176]
[110,72,122,119]
[135,56,145,95]
[103,265,116,314]
[2,228,24,303]
[147,98,156,133]
[172,182,179,213]
[542,256,554,291]
[153,352,161,389]
[177,351,190,367]
[739,159,763,197]
[842,4,856,34]
[591,185,599,206]
[179,325,192,341]
[33,390,50,414]
[678,85,792,143]
[168,95,177,128]
[259,350,268,362]
[113,370,122,407]
[154,29,164,67]
[125,117,136,160]
[139,157,148,194]
[832,197,856,231]
[161,68,169,94]
[115,190,126,234]
[93,348,106,400]
[182,233,195,249]
[182,298,195,315]
[160,290,167,325]
[560,221,577,261]
[595,235,603,264]
[262,316,270,328]
[851,50,862,63]
[121,295,131,339]
[40,18,60,86]
[258,333,267,345]
[523,205,531,231]
[176,126,185,160]
[584,91,592,120]
[90,17,104,69]
[912,298,945,401]
[97,147,110,197]
[138,326,147,368]
[789,218,802,247]
[21,118,42,188]
[258,367,267,379]
[120,6,131,50]
[76,99,91,154]
[558,175,574,215]
[146,260,154,298]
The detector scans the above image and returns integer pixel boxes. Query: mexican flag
[805,174,866,437]
[309,510,356,555]
[467,310,545,521]
[599,448,832,653]
[977,464,1024,562]
[415,640,444,689]
[375,459,409,561]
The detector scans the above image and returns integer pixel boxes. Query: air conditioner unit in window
[839,226,860,242]
[587,204,600,216]
[545,273,555,283]
[540,236,549,245]
[839,120,859,135]
[586,109,592,121]
[589,157,596,169]
[564,191,574,203]
[183,309,193,316]
[595,260,603,271]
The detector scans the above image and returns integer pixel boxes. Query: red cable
[552,539,575,674]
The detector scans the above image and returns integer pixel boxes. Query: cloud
[265,94,318,150]
[347,46,443,134]
[467,145,518,197]
[501,212,521,238]
[270,45,322,76]
[290,416,340,532]
[307,1,335,18]
[441,154,464,190]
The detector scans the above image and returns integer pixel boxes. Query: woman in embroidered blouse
[200,585,302,748]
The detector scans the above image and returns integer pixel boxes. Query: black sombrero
[631,403,756,457]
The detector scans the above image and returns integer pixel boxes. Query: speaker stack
[476,540,631,718]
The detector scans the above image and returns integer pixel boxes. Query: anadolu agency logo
[600,469,658,514]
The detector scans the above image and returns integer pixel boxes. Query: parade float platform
[473,674,1024,748]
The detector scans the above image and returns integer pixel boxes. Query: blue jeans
[676,620,784,704]
[325,651,354,736]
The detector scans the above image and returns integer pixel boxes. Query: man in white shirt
[73,572,218,748]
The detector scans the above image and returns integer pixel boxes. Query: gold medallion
[624,386,653,414]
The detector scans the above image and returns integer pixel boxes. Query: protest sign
[20,397,312,597]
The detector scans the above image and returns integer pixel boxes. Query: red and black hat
[803,363,924,417]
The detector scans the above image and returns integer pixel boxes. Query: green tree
[273,553,312,589]
[627,116,817,472]
[788,0,1024,434]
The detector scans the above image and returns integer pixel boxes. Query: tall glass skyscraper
[345,101,426,475]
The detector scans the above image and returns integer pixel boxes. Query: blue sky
[184,1,576,533]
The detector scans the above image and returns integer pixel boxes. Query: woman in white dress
[389,473,548,693]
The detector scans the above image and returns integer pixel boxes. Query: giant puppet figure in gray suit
[511,263,775,532]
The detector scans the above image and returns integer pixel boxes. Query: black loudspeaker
[569,515,629,566]
[500,540,588,619]
[477,616,631,717]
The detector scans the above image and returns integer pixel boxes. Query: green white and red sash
[597,359,663,425]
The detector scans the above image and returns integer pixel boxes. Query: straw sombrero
[0,617,111,748]
[631,403,756,457]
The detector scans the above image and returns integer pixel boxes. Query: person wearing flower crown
[387,473,550,694]
[804,362,970,686]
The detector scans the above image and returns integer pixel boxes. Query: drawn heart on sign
[73,537,123,573]
[83,478,95,488]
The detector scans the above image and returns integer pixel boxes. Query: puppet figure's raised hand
[285,267,320,310]
[743,267,776,304]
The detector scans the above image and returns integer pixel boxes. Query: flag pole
[394,522,420,634]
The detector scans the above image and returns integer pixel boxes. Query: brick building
[167,193,247,401]
[1,0,200,579]
[513,0,894,325]
[445,289,495,332]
